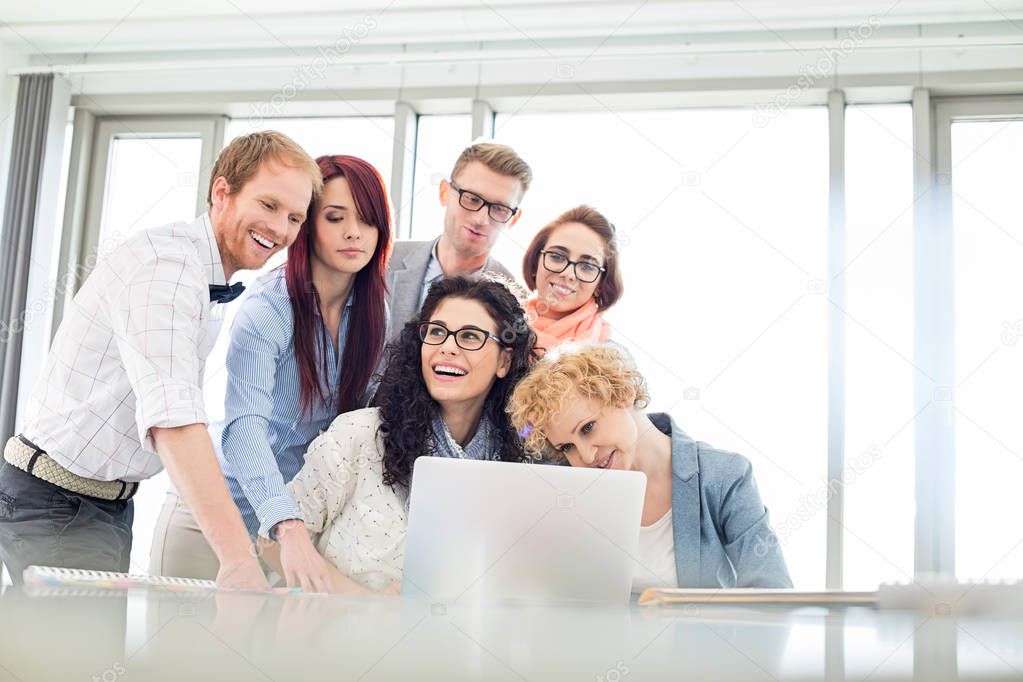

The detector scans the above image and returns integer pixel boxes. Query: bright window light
[842,104,915,589]
[99,137,202,244]
[497,107,829,587]
[952,119,1023,582]
[95,135,204,573]
[225,116,394,184]
[408,114,472,240]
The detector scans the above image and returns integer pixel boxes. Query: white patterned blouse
[286,407,408,591]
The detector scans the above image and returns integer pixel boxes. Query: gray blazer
[647,412,793,589]
[385,238,515,345]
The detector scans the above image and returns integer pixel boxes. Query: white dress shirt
[417,239,446,311]
[417,238,492,311]
[22,214,228,483]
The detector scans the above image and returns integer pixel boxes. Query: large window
[86,120,217,574]
[408,114,472,239]
[28,96,1023,587]
[107,136,203,571]
[842,104,915,589]
[225,116,394,185]
[78,116,398,573]
[497,107,830,587]
[952,118,1023,581]
[99,138,203,244]
[207,116,398,425]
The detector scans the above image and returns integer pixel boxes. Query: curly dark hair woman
[274,275,537,593]
[375,276,537,491]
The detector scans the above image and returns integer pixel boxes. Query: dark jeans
[0,461,134,584]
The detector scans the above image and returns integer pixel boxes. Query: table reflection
[2,586,1022,681]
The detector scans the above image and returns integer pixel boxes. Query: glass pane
[194,117,402,575]
[496,107,829,587]
[210,117,398,421]
[225,116,394,189]
[99,137,202,243]
[952,118,1023,581]
[842,104,915,589]
[96,135,204,573]
[409,114,471,239]
[52,118,74,271]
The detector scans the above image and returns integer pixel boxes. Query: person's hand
[323,562,372,596]
[276,519,336,594]
[216,554,271,592]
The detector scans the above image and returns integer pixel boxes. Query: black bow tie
[209,282,245,304]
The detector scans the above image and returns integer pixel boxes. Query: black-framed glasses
[449,181,518,223]
[540,250,606,283]
[419,322,505,351]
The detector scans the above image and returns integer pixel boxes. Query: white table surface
[0,587,1021,681]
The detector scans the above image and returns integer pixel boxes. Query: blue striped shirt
[217,267,357,539]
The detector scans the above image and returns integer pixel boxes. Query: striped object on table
[21,565,311,596]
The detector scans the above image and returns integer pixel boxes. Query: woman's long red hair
[285,155,392,416]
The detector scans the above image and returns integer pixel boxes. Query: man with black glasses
[386,142,532,344]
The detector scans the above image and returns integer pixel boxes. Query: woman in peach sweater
[521,205,623,354]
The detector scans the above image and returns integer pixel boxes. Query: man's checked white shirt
[23,213,229,482]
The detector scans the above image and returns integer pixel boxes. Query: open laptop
[401,457,646,605]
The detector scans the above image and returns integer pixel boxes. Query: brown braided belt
[3,436,139,502]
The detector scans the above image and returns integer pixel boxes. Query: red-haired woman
[150,155,392,592]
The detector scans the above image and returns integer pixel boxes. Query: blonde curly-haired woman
[509,343,792,592]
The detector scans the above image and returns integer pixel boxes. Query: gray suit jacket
[647,412,793,589]
[385,239,515,346]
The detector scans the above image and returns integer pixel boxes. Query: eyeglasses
[540,250,606,283]
[419,322,505,351]
[449,181,518,223]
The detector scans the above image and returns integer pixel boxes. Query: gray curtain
[0,74,55,443]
